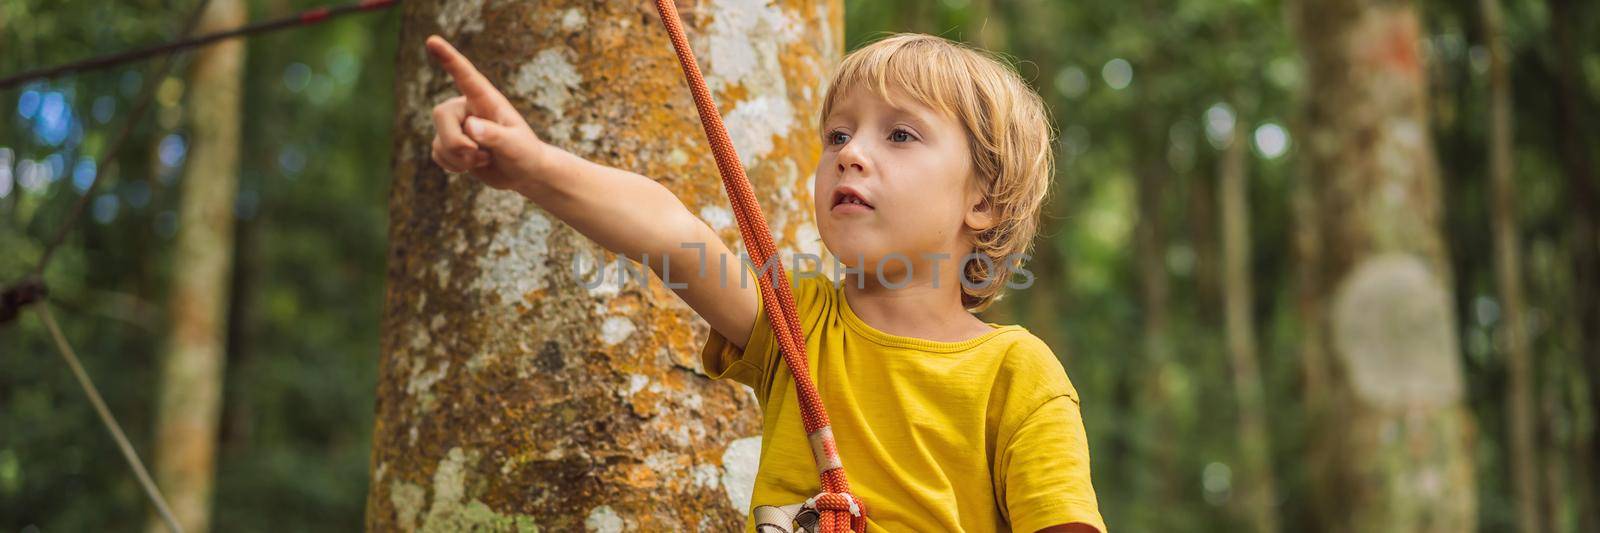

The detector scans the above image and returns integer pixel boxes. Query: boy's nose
[836,143,867,175]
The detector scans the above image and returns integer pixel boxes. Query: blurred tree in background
[147,0,246,531]
[1,0,1597,531]
[1290,0,1476,529]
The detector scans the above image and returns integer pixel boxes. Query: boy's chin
[824,250,892,272]
[818,235,908,270]
[817,239,871,265]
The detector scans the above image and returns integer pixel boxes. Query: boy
[425,32,1103,532]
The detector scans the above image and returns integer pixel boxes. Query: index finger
[426,35,511,109]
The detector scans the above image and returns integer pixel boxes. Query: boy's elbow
[645,206,715,267]
[678,212,722,265]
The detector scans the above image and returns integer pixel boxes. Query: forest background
[2,0,1598,531]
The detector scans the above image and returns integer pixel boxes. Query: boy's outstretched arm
[425,35,759,350]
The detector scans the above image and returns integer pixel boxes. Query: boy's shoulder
[738,266,835,315]
[776,268,838,313]
[787,269,836,292]
[988,328,1080,406]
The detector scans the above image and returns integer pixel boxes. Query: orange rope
[651,1,866,531]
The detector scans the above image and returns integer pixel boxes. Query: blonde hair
[820,33,1055,312]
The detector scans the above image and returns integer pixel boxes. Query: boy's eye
[889,129,914,142]
[827,131,851,145]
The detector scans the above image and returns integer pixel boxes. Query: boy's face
[814,85,991,278]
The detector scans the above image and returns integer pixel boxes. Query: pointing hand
[425,35,552,190]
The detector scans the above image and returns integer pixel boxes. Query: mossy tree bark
[1288,0,1477,530]
[367,1,841,530]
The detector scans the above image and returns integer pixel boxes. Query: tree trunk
[1480,0,1540,530]
[146,0,246,531]
[367,1,840,530]
[1545,0,1600,524]
[1219,118,1280,533]
[1135,98,1183,530]
[1288,1,1476,531]
[1190,155,1221,321]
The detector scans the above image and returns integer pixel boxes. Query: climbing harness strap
[650,1,867,531]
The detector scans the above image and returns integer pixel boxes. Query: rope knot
[804,492,861,516]
[803,492,867,532]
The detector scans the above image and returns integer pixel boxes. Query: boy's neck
[837,265,995,343]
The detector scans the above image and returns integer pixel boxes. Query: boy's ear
[965,196,997,233]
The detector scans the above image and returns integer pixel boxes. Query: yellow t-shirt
[700,269,1105,532]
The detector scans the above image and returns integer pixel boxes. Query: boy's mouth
[831,185,875,211]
